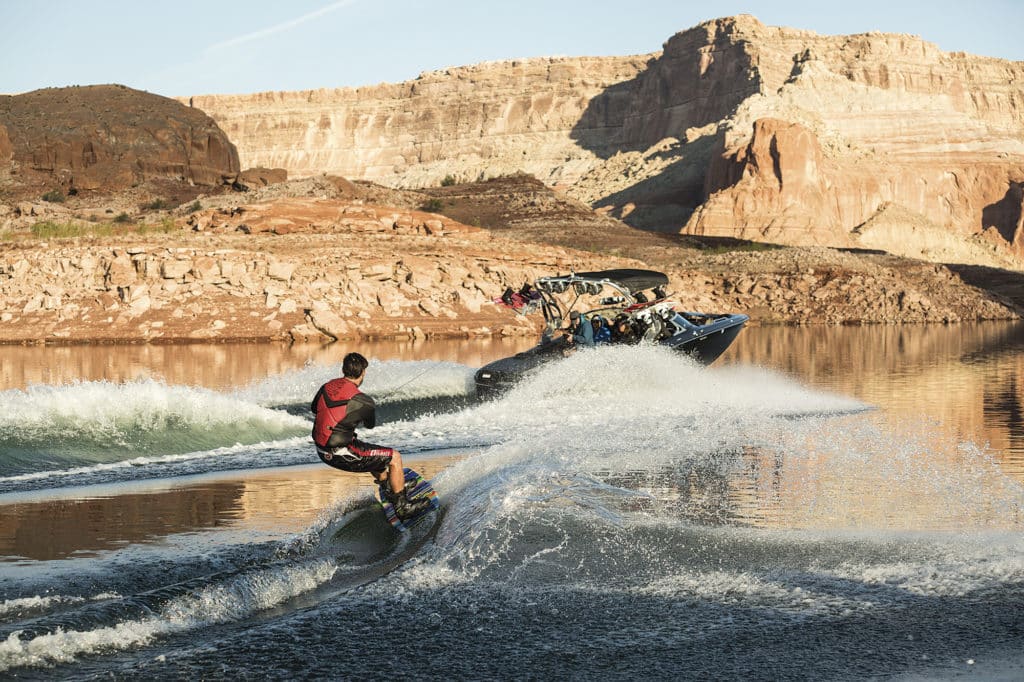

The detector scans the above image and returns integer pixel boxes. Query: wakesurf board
[379,467,440,531]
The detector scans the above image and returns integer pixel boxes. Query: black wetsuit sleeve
[310,386,323,414]
[342,393,377,431]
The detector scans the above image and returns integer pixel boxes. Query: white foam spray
[0,379,307,450]
[0,561,336,672]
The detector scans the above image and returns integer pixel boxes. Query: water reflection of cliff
[725,322,1024,479]
[0,339,532,391]
[0,458,458,561]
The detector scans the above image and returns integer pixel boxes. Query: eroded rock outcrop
[0,85,240,196]
[0,191,1016,345]
[608,17,1024,262]
[691,118,836,245]
[0,196,639,344]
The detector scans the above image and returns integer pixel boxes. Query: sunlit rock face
[184,15,1024,265]
[184,55,654,190]
[676,16,1024,263]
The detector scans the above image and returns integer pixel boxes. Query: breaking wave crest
[0,380,308,477]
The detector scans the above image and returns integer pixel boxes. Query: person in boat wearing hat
[565,310,595,347]
[611,313,640,344]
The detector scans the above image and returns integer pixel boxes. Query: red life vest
[311,378,361,448]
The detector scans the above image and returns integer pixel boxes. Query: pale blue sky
[1,0,1021,97]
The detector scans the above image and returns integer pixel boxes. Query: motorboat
[474,268,749,398]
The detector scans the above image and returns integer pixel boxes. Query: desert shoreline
[2,191,1019,347]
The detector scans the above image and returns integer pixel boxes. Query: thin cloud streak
[206,0,357,52]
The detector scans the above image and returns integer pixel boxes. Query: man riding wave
[311,352,430,519]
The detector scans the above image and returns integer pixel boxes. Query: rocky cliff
[679,18,1024,262]
[184,15,1024,267]
[185,55,652,189]
[0,85,240,196]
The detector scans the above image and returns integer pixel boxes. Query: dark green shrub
[142,198,173,211]
[420,198,444,213]
[41,189,65,203]
[440,175,456,187]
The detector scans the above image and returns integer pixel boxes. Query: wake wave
[0,358,477,486]
[4,345,1024,674]
[4,346,1024,676]
[0,437,310,492]
[0,593,121,621]
[352,346,1024,592]
[366,345,870,456]
[0,560,337,672]
[0,380,308,477]
[380,432,1024,622]
[0,493,429,673]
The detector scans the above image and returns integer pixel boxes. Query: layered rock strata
[184,15,1024,266]
[0,196,1015,346]
[184,55,653,189]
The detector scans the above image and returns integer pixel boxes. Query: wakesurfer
[311,352,429,519]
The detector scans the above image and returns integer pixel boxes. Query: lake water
[1,324,1022,679]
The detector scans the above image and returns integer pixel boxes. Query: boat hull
[474,313,748,399]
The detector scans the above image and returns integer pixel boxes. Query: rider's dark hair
[342,352,369,379]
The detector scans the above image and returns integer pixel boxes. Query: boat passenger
[592,315,611,344]
[566,310,595,347]
[611,314,639,344]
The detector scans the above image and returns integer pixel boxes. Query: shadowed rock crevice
[569,17,764,161]
[982,181,1024,244]
[568,77,647,158]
